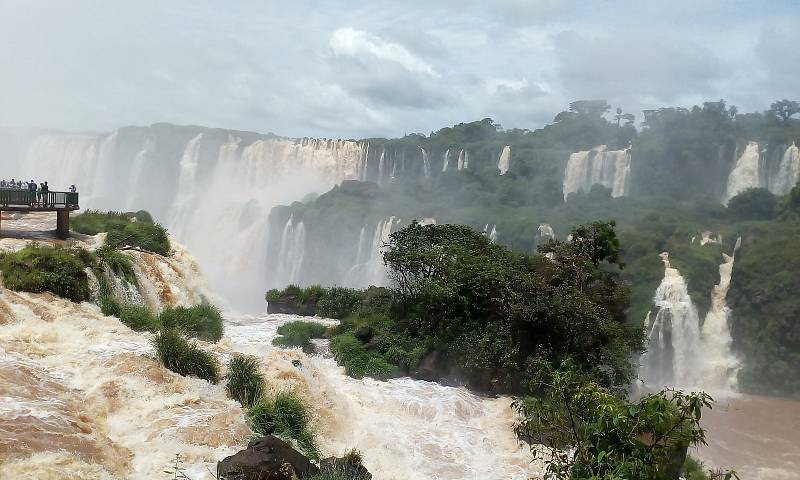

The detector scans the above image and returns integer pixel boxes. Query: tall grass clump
[226,355,265,408]
[272,321,327,352]
[248,392,318,458]
[118,304,160,332]
[153,329,220,384]
[159,303,224,342]
[0,245,91,302]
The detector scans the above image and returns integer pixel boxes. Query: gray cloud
[0,0,797,138]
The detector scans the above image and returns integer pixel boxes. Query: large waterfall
[562,145,631,201]
[419,147,431,178]
[497,146,511,175]
[724,142,800,202]
[771,143,800,195]
[724,142,762,204]
[2,127,370,309]
[0,213,540,479]
[639,244,741,395]
[344,217,399,288]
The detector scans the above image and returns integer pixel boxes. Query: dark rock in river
[266,297,317,316]
[217,435,319,480]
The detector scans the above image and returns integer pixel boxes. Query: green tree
[727,188,777,220]
[769,99,800,123]
[514,360,738,480]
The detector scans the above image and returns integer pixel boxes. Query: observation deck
[0,189,80,239]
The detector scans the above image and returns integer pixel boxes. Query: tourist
[28,180,36,203]
[0,179,6,188]
[37,183,44,206]
[43,181,50,206]
[69,184,77,193]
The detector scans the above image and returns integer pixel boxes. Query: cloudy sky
[1,0,798,138]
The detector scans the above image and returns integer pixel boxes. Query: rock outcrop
[217,436,319,480]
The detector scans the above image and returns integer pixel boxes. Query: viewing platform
[0,189,80,239]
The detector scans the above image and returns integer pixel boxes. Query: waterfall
[497,145,511,175]
[377,148,386,185]
[639,245,741,396]
[484,224,498,243]
[639,253,703,388]
[274,215,307,286]
[537,223,555,244]
[442,148,450,172]
[366,217,397,286]
[419,146,431,178]
[724,141,761,204]
[463,150,469,169]
[457,150,465,170]
[699,237,742,394]
[345,217,398,287]
[2,127,371,309]
[770,143,800,195]
[562,145,631,201]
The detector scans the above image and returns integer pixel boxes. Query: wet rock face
[266,298,317,316]
[217,436,319,480]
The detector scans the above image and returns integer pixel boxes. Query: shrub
[0,245,91,302]
[317,287,362,319]
[248,392,318,458]
[727,187,777,219]
[72,210,171,256]
[226,355,266,408]
[159,303,224,342]
[272,321,327,352]
[72,210,133,235]
[153,329,220,384]
[106,222,171,256]
[330,333,398,380]
[118,304,160,332]
[342,449,363,467]
[265,289,283,302]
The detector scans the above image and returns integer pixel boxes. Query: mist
[1,2,799,479]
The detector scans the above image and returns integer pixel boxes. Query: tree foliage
[514,360,738,480]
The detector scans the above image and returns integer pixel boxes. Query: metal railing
[0,188,79,208]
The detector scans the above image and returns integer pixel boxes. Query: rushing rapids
[0,213,540,480]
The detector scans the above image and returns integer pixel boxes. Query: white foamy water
[225,314,542,480]
[639,245,741,397]
[562,145,631,201]
[724,141,762,204]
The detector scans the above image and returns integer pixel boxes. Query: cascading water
[377,148,386,185]
[698,237,742,394]
[537,223,555,244]
[562,145,631,201]
[419,146,431,178]
[273,215,307,287]
[639,253,703,388]
[344,217,398,288]
[442,148,450,172]
[770,143,800,195]
[724,142,761,204]
[639,244,741,396]
[483,224,498,243]
[497,146,511,175]
[2,127,372,309]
